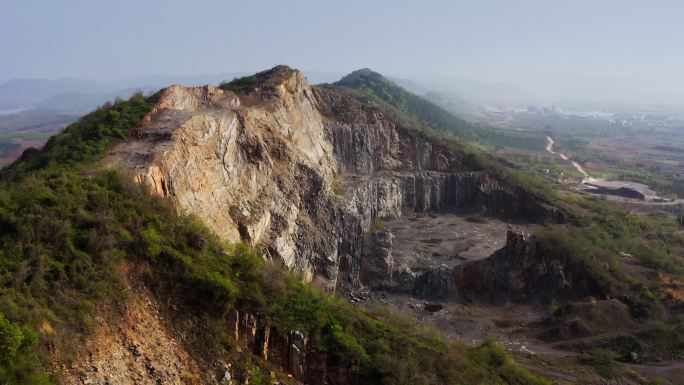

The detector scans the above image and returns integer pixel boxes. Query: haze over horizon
[3,0,684,106]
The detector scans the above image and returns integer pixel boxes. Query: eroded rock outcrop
[108,67,347,289]
[453,230,606,304]
[402,230,607,304]
[60,281,204,385]
[360,229,394,286]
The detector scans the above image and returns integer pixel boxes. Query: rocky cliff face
[314,87,565,227]
[402,230,607,304]
[108,67,346,290]
[107,66,563,292]
[452,230,606,304]
[227,310,356,385]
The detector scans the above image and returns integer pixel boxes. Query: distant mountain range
[0,69,543,157]
[0,73,252,111]
[0,71,355,113]
[0,69,540,115]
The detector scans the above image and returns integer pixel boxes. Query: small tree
[0,313,22,362]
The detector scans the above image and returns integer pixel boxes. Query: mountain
[382,77,474,114]
[0,78,112,108]
[423,90,472,114]
[333,68,483,141]
[108,66,562,286]
[0,70,339,112]
[333,69,547,151]
[0,66,682,384]
[386,76,434,95]
[403,75,538,105]
[0,73,249,110]
[36,87,158,112]
[0,66,557,385]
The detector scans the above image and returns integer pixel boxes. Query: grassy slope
[0,87,550,384]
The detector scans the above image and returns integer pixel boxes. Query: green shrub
[369,218,386,233]
[470,337,550,385]
[219,75,259,93]
[471,336,511,367]
[0,313,22,361]
[0,313,52,384]
[327,323,369,363]
[580,348,620,378]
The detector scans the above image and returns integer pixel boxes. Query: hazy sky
[3,0,684,104]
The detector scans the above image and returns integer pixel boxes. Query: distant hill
[0,72,248,110]
[424,90,472,115]
[385,76,433,95]
[403,75,538,105]
[334,68,482,140]
[0,66,556,385]
[0,78,111,108]
[0,108,78,134]
[36,87,158,112]
[332,68,546,151]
